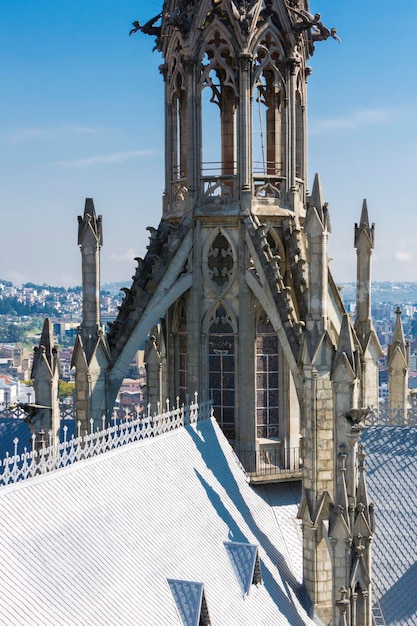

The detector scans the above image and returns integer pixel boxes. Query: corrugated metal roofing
[0,417,314,625]
[361,426,417,626]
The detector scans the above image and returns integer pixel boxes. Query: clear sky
[0,1,415,287]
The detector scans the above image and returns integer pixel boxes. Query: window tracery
[208,305,235,440]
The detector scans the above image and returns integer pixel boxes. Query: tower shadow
[187,418,312,620]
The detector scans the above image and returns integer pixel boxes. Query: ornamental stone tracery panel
[203,229,236,296]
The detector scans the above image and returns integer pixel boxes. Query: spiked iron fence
[0,394,213,487]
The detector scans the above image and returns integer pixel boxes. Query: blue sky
[0,1,415,287]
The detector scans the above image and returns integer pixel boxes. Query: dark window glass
[209,316,235,440]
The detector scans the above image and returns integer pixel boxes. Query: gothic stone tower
[75,2,380,622]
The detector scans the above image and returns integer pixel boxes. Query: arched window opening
[171,87,187,182]
[252,77,267,175]
[171,303,188,405]
[352,582,368,626]
[295,90,304,180]
[256,320,279,439]
[253,70,283,177]
[265,227,286,278]
[201,37,237,196]
[202,67,223,177]
[208,306,235,440]
[178,320,187,405]
[169,43,187,184]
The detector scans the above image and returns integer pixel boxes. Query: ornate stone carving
[206,231,235,294]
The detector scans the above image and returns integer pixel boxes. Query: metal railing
[236,446,301,480]
[365,399,417,427]
[0,395,213,488]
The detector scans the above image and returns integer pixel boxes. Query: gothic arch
[252,37,286,92]
[202,300,237,336]
[252,34,286,182]
[199,18,240,64]
[264,226,286,279]
[199,26,237,185]
[199,26,237,91]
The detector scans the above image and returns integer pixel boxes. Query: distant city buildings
[2,279,417,410]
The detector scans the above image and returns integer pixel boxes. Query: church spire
[30,318,61,446]
[387,307,409,414]
[77,198,102,334]
[354,199,374,345]
[388,306,407,360]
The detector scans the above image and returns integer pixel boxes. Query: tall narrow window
[202,68,222,177]
[295,89,304,180]
[178,321,187,405]
[201,35,237,186]
[208,306,235,440]
[256,320,279,438]
[253,79,268,175]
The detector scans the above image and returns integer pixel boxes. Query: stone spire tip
[84,197,96,218]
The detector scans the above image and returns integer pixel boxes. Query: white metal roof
[0,417,314,625]
[361,425,417,625]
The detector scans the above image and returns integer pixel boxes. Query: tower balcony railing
[253,174,285,201]
[236,445,302,484]
[199,161,238,204]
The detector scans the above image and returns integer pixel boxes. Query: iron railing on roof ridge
[0,402,77,421]
[0,394,213,488]
[365,398,417,427]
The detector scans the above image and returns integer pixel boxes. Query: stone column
[238,53,253,211]
[237,222,256,454]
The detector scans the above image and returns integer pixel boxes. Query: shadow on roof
[188,419,312,622]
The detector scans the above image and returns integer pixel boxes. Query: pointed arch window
[208,306,235,441]
[178,320,187,405]
[252,35,286,192]
[252,71,284,177]
[172,302,188,405]
[201,32,237,193]
[295,87,304,180]
[256,320,279,439]
[168,41,188,183]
